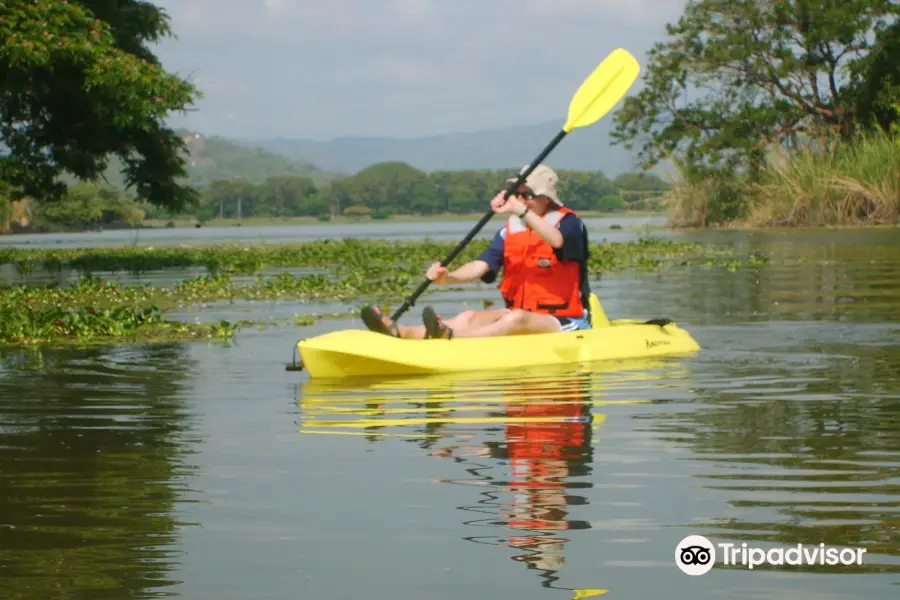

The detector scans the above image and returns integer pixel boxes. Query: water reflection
[0,344,199,599]
[664,228,900,324]
[298,361,672,596]
[298,337,900,591]
[440,372,594,586]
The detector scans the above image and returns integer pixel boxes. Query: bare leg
[396,323,426,339]
[396,308,510,339]
[450,309,560,338]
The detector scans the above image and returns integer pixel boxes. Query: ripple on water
[0,344,201,598]
[632,341,900,576]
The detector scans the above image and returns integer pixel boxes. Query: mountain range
[76,131,338,191]
[235,118,667,177]
[80,119,666,193]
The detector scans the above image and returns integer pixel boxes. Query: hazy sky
[152,0,687,141]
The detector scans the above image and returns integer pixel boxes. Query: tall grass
[662,128,900,227]
[663,175,746,228]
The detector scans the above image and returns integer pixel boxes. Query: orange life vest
[505,391,590,530]
[498,207,586,318]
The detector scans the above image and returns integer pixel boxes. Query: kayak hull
[295,318,701,379]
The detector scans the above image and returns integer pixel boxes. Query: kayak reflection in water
[360,164,594,340]
[430,372,596,589]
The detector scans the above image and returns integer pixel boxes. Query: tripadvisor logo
[674,535,867,575]
[676,535,716,576]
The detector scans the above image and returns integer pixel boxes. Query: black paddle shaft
[390,129,570,322]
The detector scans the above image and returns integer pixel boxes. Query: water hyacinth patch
[0,237,746,276]
[0,237,758,346]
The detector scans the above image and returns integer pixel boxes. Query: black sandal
[360,305,400,337]
[422,306,453,339]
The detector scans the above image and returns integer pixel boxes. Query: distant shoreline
[143,210,665,229]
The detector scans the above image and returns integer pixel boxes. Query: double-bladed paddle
[390,48,642,322]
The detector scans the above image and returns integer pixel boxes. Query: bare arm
[445,259,491,283]
[520,210,563,248]
[428,259,491,284]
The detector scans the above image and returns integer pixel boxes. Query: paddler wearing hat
[360,163,592,340]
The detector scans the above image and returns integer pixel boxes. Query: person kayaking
[360,163,592,340]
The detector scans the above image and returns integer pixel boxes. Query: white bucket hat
[506,163,562,206]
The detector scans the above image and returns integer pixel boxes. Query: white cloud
[152,0,689,139]
[389,0,434,21]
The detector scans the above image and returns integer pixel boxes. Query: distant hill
[238,118,670,178]
[177,132,336,187]
[80,131,337,191]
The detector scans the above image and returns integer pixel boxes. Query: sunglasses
[516,188,536,199]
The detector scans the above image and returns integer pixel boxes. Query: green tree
[259,175,317,216]
[595,193,627,212]
[0,0,200,210]
[199,178,258,219]
[557,170,618,209]
[350,162,428,212]
[27,182,144,230]
[613,172,669,191]
[610,0,900,175]
[851,19,900,131]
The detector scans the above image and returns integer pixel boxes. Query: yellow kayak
[293,294,701,379]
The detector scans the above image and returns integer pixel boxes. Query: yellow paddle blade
[563,48,640,132]
[573,589,609,599]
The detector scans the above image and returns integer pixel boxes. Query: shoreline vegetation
[138,209,664,230]
[0,237,763,346]
[0,164,672,236]
[664,129,900,229]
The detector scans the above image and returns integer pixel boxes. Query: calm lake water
[0,213,667,248]
[1,222,899,599]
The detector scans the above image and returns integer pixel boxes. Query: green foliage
[613,172,670,191]
[37,182,144,229]
[0,281,240,345]
[665,128,900,226]
[0,0,201,210]
[0,196,11,228]
[609,0,900,226]
[1,181,144,232]
[184,163,660,221]
[0,237,753,345]
[595,193,627,212]
[851,20,900,132]
[0,238,741,282]
[342,205,372,216]
[750,127,900,225]
[610,0,900,176]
